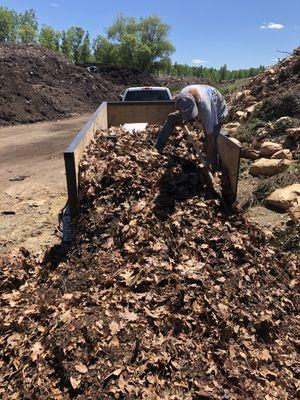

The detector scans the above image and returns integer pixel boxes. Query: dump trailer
[63,101,241,241]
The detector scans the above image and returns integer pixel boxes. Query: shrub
[253,90,300,121]
[236,117,267,143]
[271,116,298,137]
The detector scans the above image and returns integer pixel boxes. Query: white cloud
[50,3,60,7]
[260,22,284,30]
[192,59,206,65]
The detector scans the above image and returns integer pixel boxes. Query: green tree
[138,16,175,71]
[102,15,175,71]
[18,9,38,44]
[0,6,18,42]
[39,25,61,51]
[219,64,228,82]
[65,26,84,63]
[61,30,73,60]
[79,31,92,63]
[93,35,118,64]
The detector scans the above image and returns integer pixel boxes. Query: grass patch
[241,161,300,208]
[236,117,267,144]
[236,89,300,144]
[271,223,300,252]
[218,78,248,96]
[271,116,299,137]
[254,163,300,202]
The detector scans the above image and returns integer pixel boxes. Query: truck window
[124,90,170,101]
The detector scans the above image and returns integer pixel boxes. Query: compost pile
[156,75,208,93]
[0,44,158,126]
[79,64,159,88]
[1,126,299,399]
[228,47,300,120]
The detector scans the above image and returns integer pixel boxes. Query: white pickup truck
[120,86,172,101]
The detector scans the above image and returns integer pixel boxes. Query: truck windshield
[124,90,170,101]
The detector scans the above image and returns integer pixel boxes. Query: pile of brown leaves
[1,126,299,399]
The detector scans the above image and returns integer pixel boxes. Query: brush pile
[0,126,299,399]
[228,47,300,121]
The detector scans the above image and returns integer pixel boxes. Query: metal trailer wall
[64,101,175,217]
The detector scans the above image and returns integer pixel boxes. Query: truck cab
[120,86,172,102]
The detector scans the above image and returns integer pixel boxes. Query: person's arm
[155,111,182,153]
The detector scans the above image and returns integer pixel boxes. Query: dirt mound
[0,44,158,126]
[80,63,159,88]
[228,47,300,120]
[156,75,208,92]
[1,126,298,399]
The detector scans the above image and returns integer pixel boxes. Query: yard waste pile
[0,44,158,126]
[224,48,300,222]
[228,47,300,122]
[156,75,207,92]
[0,126,299,399]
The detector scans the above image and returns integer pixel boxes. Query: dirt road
[0,114,90,253]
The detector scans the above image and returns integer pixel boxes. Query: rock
[235,91,243,99]
[271,116,296,136]
[286,127,300,139]
[265,184,300,211]
[241,147,260,160]
[293,47,300,56]
[235,90,251,100]
[260,141,283,157]
[256,127,269,139]
[223,122,241,134]
[253,139,264,149]
[236,111,246,121]
[249,158,292,176]
[245,104,257,115]
[289,205,300,221]
[242,89,251,96]
[271,149,293,160]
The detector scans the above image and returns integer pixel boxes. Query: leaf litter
[0,125,299,399]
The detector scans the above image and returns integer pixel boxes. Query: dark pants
[155,111,221,172]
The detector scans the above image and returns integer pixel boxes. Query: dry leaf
[75,362,88,374]
[218,303,228,318]
[253,348,272,361]
[109,320,121,335]
[70,376,81,389]
[119,309,139,322]
[109,335,120,347]
[120,270,135,286]
[31,342,43,361]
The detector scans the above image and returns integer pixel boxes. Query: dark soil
[156,74,208,92]
[1,125,298,399]
[0,44,158,126]
[79,63,159,88]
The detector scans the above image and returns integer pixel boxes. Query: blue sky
[2,0,300,69]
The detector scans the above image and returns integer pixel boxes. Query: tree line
[0,7,92,64]
[166,63,265,82]
[0,6,264,81]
